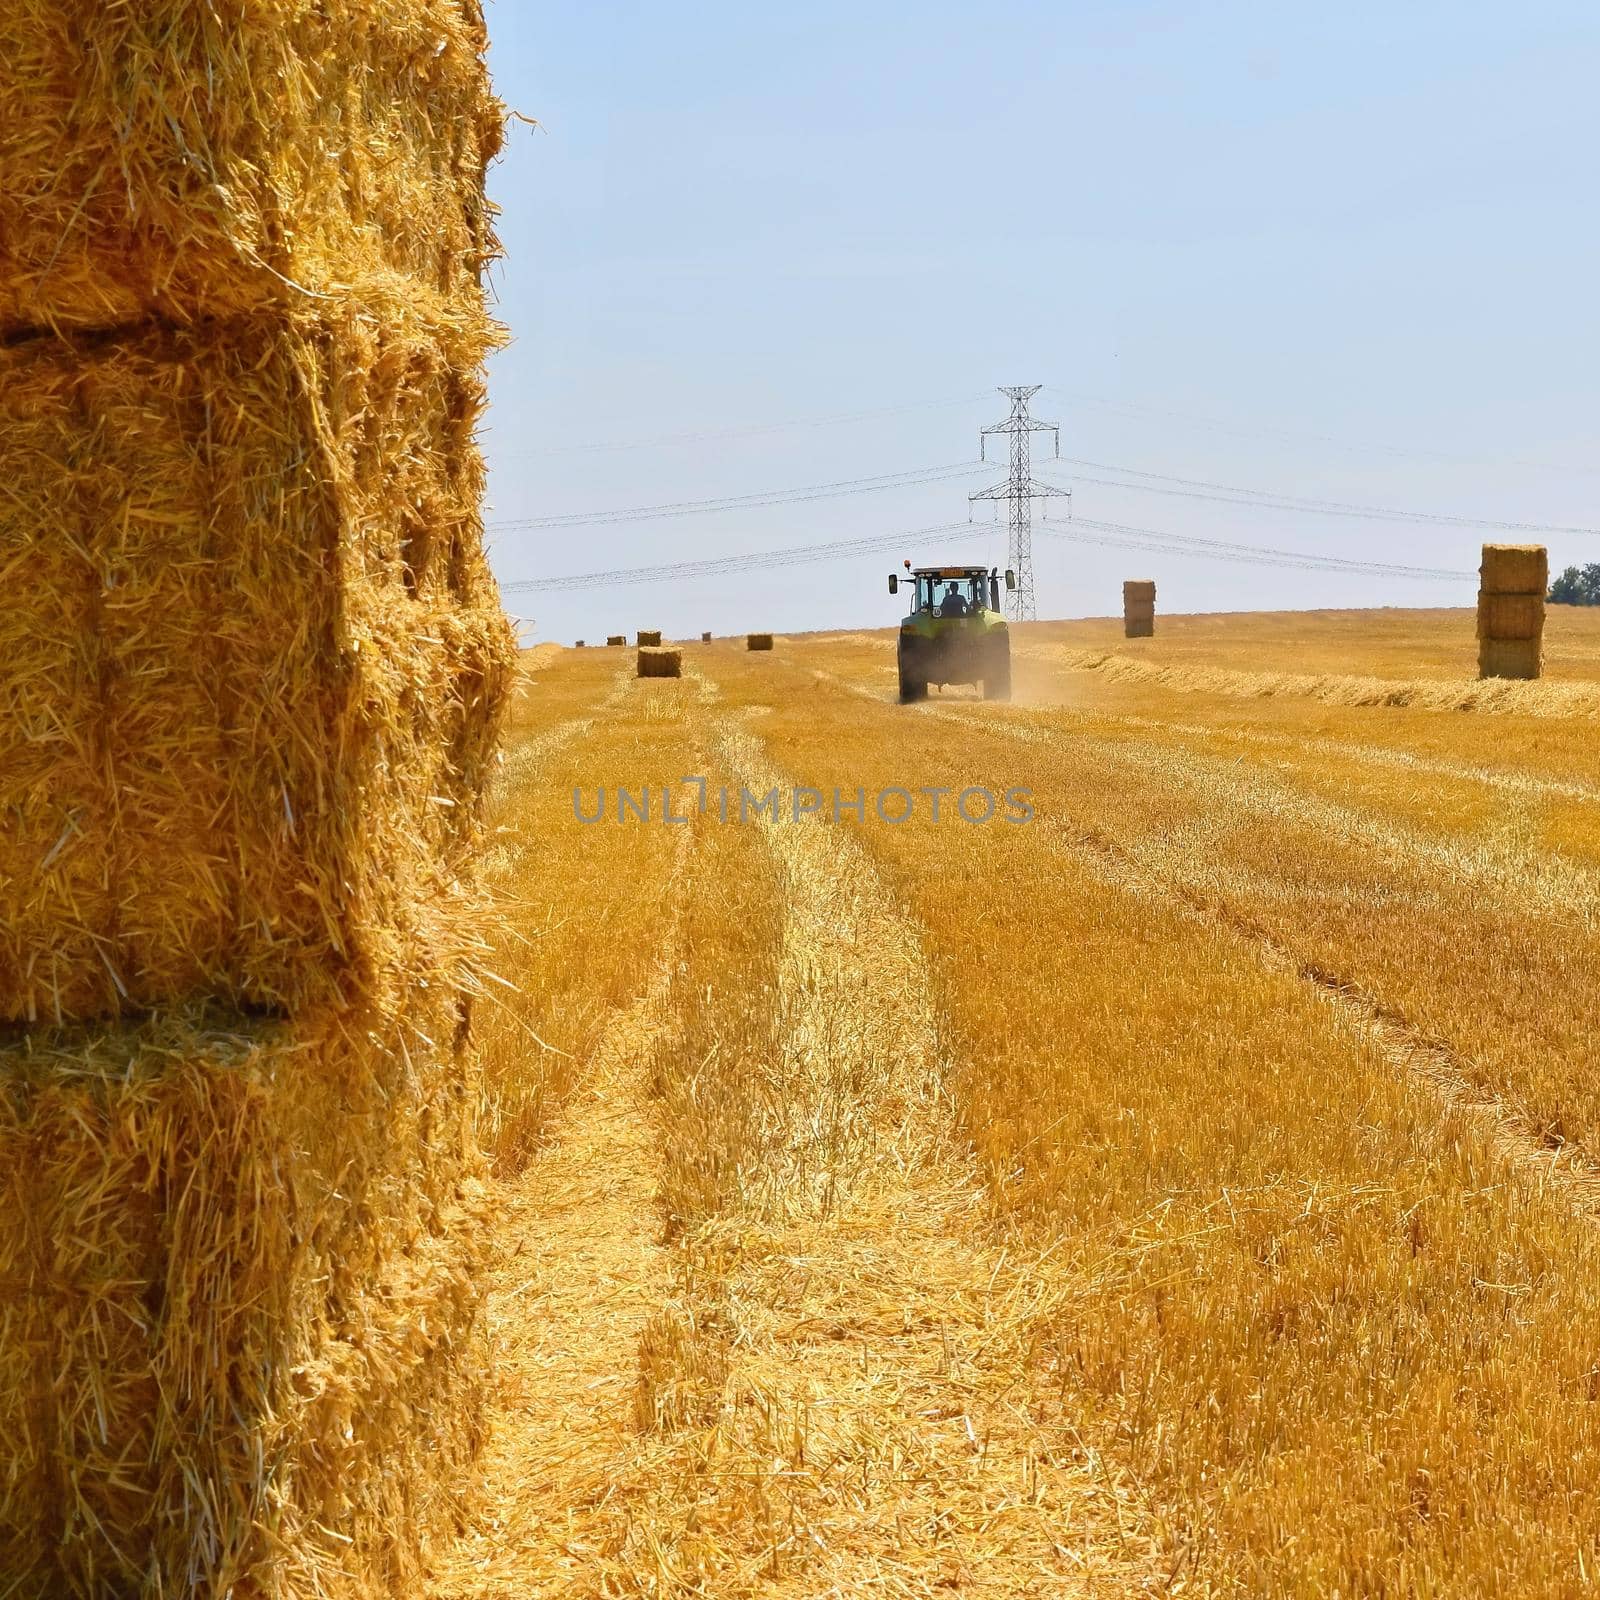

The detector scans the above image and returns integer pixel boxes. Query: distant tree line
[1549,565,1600,605]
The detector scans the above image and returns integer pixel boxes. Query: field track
[445,608,1600,1598]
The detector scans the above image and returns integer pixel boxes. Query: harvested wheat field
[437,605,1600,1599]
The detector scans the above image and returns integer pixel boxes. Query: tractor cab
[887,563,1015,702]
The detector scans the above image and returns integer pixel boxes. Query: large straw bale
[638,648,682,678]
[0,1,501,334]
[607,635,626,646]
[0,987,485,1596]
[637,629,663,647]
[0,298,515,1025]
[1478,637,1543,680]
[1123,580,1157,603]
[1479,543,1548,596]
[747,633,775,651]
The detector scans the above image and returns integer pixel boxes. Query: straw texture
[0,991,485,1595]
[637,630,662,647]
[0,0,502,334]
[1124,579,1156,639]
[747,634,774,651]
[0,298,515,1025]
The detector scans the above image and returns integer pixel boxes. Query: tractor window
[918,575,988,615]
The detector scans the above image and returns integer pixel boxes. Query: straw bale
[1479,637,1543,681]
[607,635,626,646]
[0,298,515,1025]
[0,1,501,333]
[702,631,712,642]
[1123,580,1157,603]
[637,648,682,679]
[747,634,775,651]
[637,630,663,647]
[1477,592,1544,643]
[0,987,485,1595]
[574,640,586,647]
[1479,543,1548,596]
[1124,616,1155,639]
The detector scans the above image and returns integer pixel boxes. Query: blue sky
[480,2,1599,643]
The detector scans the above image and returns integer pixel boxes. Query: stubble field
[442,605,1600,1598]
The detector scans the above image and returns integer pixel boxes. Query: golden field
[444,605,1600,1598]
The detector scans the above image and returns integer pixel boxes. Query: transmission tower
[969,385,1070,621]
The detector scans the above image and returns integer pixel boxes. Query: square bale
[0,298,515,1025]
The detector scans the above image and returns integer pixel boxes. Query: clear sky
[480,2,1599,644]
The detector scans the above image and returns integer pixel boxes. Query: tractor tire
[983,651,1012,702]
[898,652,927,703]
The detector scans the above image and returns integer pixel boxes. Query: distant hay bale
[702,631,712,642]
[0,2,502,333]
[607,635,626,646]
[1123,579,1156,639]
[574,639,586,648]
[0,990,484,1593]
[638,648,683,678]
[0,297,515,1024]
[637,630,662,647]
[1478,544,1546,680]
[747,633,775,651]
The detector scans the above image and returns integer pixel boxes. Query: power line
[1042,517,1472,580]
[499,519,990,593]
[487,461,990,532]
[498,513,1468,596]
[1038,457,1600,537]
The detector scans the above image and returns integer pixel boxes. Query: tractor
[888,562,1015,703]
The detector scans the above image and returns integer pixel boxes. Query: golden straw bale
[0,988,485,1595]
[747,634,774,651]
[1479,543,1548,596]
[0,299,515,1025]
[637,648,682,678]
[637,630,663,647]
[701,631,712,642]
[1123,580,1157,603]
[607,635,626,646]
[1477,592,1544,643]
[0,1,501,333]
[1125,616,1155,639]
[1479,636,1543,681]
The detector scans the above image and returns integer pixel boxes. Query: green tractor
[889,562,1015,703]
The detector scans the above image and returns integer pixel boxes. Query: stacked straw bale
[702,630,712,642]
[0,4,514,1592]
[638,648,683,678]
[748,633,775,651]
[637,629,663,646]
[1123,579,1156,639]
[1478,544,1547,680]
[607,634,626,646]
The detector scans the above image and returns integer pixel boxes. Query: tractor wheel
[983,651,1012,702]
[898,653,927,703]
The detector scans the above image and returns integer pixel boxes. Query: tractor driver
[939,582,970,618]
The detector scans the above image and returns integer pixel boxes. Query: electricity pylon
[969,385,1070,621]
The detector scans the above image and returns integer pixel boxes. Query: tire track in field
[593,694,1157,1598]
[439,795,695,1599]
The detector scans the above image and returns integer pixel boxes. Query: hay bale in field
[574,639,586,648]
[0,297,515,1025]
[1478,544,1546,680]
[607,635,626,646]
[747,633,774,651]
[637,629,663,647]
[702,631,712,642]
[638,648,683,678]
[1123,579,1156,639]
[0,990,484,1595]
[0,1,502,334]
